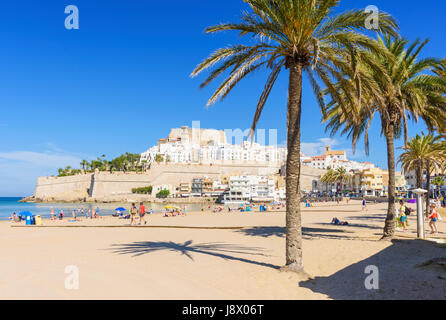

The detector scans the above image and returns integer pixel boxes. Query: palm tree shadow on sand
[299,239,446,300]
[110,240,279,270]
[236,226,357,240]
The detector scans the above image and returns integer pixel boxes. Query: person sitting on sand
[10,212,19,223]
[428,204,439,234]
[331,217,349,226]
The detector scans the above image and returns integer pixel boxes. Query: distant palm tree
[155,154,164,164]
[321,169,336,193]
[324,36,446,239]
[432,176,445,198]
[331,167,350,196]
[80,160,87,172]
[192,0,397,272]
[141,160,148,172]
[398,133,445,212]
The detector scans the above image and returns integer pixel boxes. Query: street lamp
[412,188,427,239]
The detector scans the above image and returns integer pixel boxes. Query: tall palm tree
[324,36,446,239]
[433,58,446,78]
[191,0,397,272]
[398,133,445,212]
[433,59,446,135]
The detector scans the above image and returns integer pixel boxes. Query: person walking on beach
[130,203,137,225]
[428,204,439,234]
[72,209,76,221]
[362,198,367,212]
[398,200,408,231]
[50,208,55,220]
[139,202,146,225]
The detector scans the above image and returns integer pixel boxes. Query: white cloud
[0,150,86,196]
[301,138,339,156]
[318,138,339,147]
[346,148,366,160]
[0,151,82,168]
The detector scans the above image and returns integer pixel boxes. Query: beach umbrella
[115,207,126,212]
[19,211,33,216]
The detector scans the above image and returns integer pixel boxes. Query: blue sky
[0,0,445,196]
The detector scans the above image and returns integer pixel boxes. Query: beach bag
[405,207,411,216]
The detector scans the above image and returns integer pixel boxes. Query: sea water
[0,197,114,221]
[0,197,204,221]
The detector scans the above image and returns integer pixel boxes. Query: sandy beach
[1,200,445,300]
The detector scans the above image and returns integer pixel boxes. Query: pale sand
[1,200,445,300]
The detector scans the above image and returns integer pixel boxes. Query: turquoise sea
[0,197,203,221]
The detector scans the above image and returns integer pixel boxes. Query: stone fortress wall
[32,162,325,202]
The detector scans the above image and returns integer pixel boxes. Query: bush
[132,186,153,194]
[156,189,170,198]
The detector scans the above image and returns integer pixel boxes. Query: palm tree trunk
[425,161,431,216]
[416,160,423,188]
[382,123,397,240]
[282,61,304,273]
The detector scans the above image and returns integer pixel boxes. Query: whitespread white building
[141,126,288,165]
[301,146,375,171]
[223,175,281,204]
